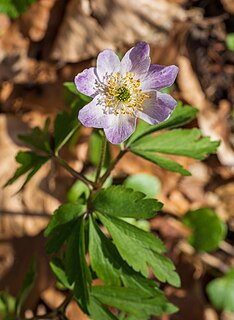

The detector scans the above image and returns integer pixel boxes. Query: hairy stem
[94,134,107,185]
[98,149,127,188]
[53,155,93,189]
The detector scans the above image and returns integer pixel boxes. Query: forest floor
[0,0,234,319]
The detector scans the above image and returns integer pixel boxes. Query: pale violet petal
[141,64,179,91]
[78,96,110,128]
[75,67,99,97]
[104,114,136,144]
[120,42,151,76]
[138,91,177,125]
[97,49,120,82]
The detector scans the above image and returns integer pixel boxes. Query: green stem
[98,149,127,188]
[53,155,93,189]
[95,134,107,185]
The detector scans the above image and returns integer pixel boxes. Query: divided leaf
[88,297,118,320]
[207,268,234,312]
[50,257,72,290]
[91,286,178,318]
[131,128,219,160]
[65,218,91,313]
[19,118,51,153]
[44,202,85,254]
[133,151,191,176]
[4,151,49,189]
[93,186,162,219]
[98,213,180,287]
[182,208,226,252]
[127,103,198,144]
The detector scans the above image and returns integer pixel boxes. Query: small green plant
[2,42,220,319]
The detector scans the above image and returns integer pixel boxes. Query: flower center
[116,86,130,102]
[103,72,150,116]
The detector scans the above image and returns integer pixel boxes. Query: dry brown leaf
[0,114,60,239]
[177,55,234,169]
[51,0,187,62]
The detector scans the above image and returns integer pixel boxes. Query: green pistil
[116,86,130,102]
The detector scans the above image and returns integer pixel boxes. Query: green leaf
[0,292,16,318]
[133,151,191,176]
[207,268,234,312]
[54,107,80,154]
[182,208,227,252]
[88,296,118,320]
[93,186,162,219]
[19,118,51,153]
[226,33,234,51]
[65,218,91,313]
[131,128,219,160]
[4,151,49,189]
[89,216,121,286]
[91,286,178,318]
[127,103,198,145]
[15,258,36,316]
[98,213,180,287]
[44,202,85,254]
[50,257,72,290]
[89,216,176,314]
[0,0,36,18]
[123,173,161,198]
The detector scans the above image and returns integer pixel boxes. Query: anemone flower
[75,42,178,144]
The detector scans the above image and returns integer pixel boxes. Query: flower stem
[53,155,93,189]
[95,134,107,185]
[98,149,127,188]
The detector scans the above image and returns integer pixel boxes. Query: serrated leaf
[4,151,49,189]
[133,151,191,176]
[93,186,162,219]
[50,257,72,290]
[19,118,51,153]
[127,103,198,145]
[207,268,234,312]
[123,173,161,198]
[65,218,91,313]
[0,0,36,18]
[88,297,118,320]
[44,202,85,254]
[89,216,121,286]
[182,208,227,252]
[15,258,36,316]
[98,213,180,286]
[91,286,178,318]
[131,128,219,160]
[89,216,176,312]
[54,107,80,154]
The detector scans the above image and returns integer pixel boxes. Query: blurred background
[0,0,234,319]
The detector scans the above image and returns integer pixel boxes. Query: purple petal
[97,49,120,81]
[75,67,98,97]
[138,91,177,125]
[78,96,111,128]
[120,42,151,76]
[104,115,136,144]
[141,64,179,91]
